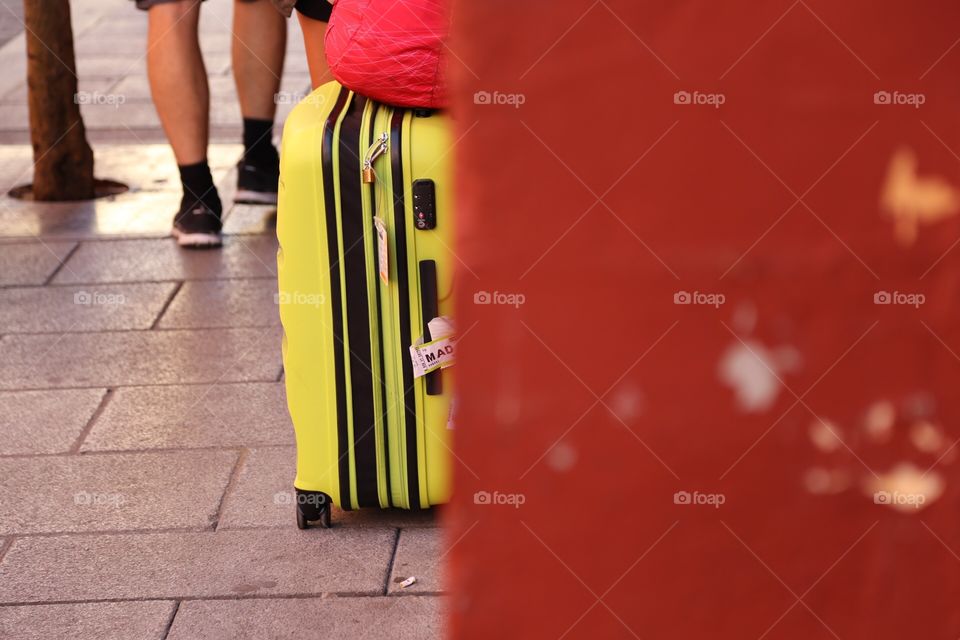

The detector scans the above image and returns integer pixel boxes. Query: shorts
[133,0,332,21]
[294,0,332,21]
[134,0,256,10]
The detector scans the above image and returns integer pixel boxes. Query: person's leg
[232,0,286,203]
[146,0,222,247]
[232,0,285,120]
[296,9,330,89]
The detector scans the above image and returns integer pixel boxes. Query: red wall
[447,2,960,638]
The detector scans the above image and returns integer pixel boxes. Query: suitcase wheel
[295,489,332,529]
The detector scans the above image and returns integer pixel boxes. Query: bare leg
[146,0,208,165]
[297,11,330,89]
[232,0,286,120]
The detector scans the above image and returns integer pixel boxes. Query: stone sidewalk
[0,1,444,638]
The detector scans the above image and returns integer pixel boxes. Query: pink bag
[325,0,448,109]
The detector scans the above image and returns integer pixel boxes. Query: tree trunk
[23,0,94,201]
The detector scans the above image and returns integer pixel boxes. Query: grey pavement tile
[0,449,239,534]
[0,326,282,390]
[388,529,442,595]
[75,55,150,78]
[0,144,242,240]
[0,388,105,455]
[0,528,395,602]
[76,33,196,56]
[218,447,439,530]
[0,241,76,286]
[52,237,277,284]
[168,596,443,640]
[111,72,235,103]
[0,76,120,105]
[0,192,182,240]
[82,382,293,451]
[93,143,241,190]
[79,17,148,38]
[157,278,279,329]
[0,601,176,640]
[80,101,163,130]
[0,104,27,131]
[210,99,243,127]
[0,143,32,191]
[0,282,176,333]
[222,203,277,236]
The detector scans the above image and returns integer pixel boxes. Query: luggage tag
[374,216,389,285]
[409,316,456,378]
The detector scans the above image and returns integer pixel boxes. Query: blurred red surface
[446,1,960,638]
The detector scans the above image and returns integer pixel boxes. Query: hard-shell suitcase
[277,82,454,528]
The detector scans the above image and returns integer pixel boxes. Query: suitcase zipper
[362,132,389,183]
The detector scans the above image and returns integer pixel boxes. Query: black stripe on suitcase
[337,94,380,509]
[320,87,353,510]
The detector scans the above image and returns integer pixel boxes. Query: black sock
[178,160,221,212]
[242,117,278,167]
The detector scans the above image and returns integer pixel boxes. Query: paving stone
[80,101,163,130]
[82,382,293,451]
[0,327,282,389]
[0,192,181,239]
[0,528,395,602]
[389,529,442,594]
[75,55,146,78]
[0,282,175,333]
[157,278,280,329]
[0,241,76,286]
[0,388,105,455]
[0,76,120,105]
[0,449,238,534]
[0,601,175,640]
[0,104,27,131]
[222,203,277,235]
[167,596,443,640]
[218,447,439,530]
[52,236,277,284]
[0,145,241,240]
[0,144,32,192]
[92,144,240,191]
[111,73,235,103]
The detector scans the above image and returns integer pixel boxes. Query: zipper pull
[362,132,389,184]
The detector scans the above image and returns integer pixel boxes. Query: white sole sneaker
[172,227,222,248]
[234,189,278,205]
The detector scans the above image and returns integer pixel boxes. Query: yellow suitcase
[277,82,454,527]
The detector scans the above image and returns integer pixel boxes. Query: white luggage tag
[409,316,456,379]
[374,216,389,284]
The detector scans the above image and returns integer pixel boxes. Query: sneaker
[172,199,223,248]
[235,157,279,205]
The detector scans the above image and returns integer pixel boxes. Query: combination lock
[412,179,437,230]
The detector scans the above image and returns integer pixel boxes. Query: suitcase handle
[418,260,443,395]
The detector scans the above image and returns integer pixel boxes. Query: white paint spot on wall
[881,146,960,245]
[863,400,896,443]
[910,420,946,454]
[495,394,521,426]
[606,384,643,423]
[731,302,757,335]
[718,339,799,413]
[547,441,577,472]
[804,467,852,495]
[809,419,844,453]
[863,462,944,513]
